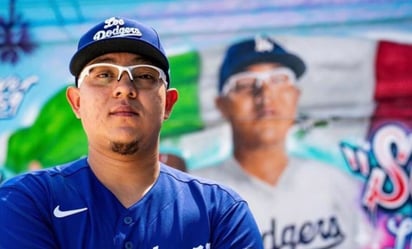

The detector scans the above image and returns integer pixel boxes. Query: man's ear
[164,88,178,120]
[66,86,81,119]
[215,95,230,120]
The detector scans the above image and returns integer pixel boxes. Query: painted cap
[219,36,306,93]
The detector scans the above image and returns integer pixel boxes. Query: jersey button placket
[123,216,133,225]
[124,241,133,249]
[119,215,135,249]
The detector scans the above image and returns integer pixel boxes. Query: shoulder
[159,164,263,246]
[289,157,362,192]
[160,163,245,204]
[0,158,90,221]
[0,158,89,193]
[189,157,241,182]
[291,157,354,178]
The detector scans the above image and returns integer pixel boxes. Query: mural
[2,0,412,248]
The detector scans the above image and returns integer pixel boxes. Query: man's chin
[111,140,139,155]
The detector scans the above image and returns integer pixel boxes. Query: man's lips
[110,106,139,116]
[256,109,277,119]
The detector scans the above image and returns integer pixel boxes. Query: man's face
[66,52,177,155]
[216,62,300,146]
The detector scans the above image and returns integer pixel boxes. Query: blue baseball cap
[218,36,306,93]
[69,17,170,86]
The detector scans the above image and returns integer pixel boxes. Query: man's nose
[253,79,272,95]
[253,79,278,105]
[114,72,137,98]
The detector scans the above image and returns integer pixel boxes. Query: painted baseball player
[0,17,263,249]
[191,36,373,249]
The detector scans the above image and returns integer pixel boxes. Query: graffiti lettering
[387,216,412,249]
[340,123,412,247]
[0,75,38,119]
[340,124,411,212]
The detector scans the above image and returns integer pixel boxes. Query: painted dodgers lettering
[261,216,345,249]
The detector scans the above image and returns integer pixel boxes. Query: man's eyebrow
[132,58,153,64]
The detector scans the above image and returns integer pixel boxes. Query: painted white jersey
[191,157,374,249]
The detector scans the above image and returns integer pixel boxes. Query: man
[191,36,373,248]
[0,17,263,249]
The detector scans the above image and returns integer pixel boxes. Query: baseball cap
[69,17,170,86]
[218,36,306,93]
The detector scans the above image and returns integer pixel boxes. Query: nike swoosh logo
[53,205,88,218]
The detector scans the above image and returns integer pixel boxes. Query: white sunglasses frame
[77,63,168,88]
[221,67,296,96]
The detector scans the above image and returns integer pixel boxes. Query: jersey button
[123,216,133,225]
[125,241,133,249]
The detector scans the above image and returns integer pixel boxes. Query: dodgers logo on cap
[254,36,275,53]
[93,17,142,40]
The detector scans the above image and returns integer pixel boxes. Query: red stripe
[375,40,412,100]
[369,40,412,135]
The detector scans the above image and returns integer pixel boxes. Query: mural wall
[2,0,412,248]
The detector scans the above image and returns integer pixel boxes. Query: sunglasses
[222,67,296,96]
[78,63,168,89]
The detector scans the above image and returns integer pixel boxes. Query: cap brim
[69,37,169,77]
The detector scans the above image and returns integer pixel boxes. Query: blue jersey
[0,158,263,249]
